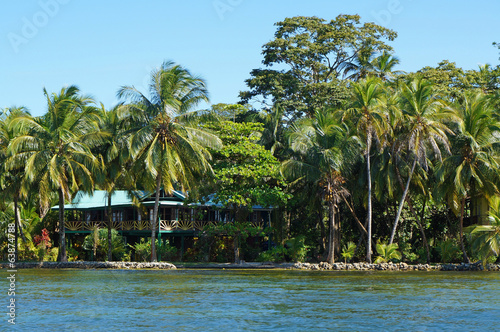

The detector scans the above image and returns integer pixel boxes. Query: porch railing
[65,219,266,232]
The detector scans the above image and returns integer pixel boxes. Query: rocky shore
[2,261,500,271]
[292,261,500,271]
[1,261,176,269]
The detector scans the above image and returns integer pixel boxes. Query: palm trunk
[407,196,430,263]
[366,134,373,263]
[151,173,161,262]
[58,188,67,262]
[459,197,471,263]
[107,193,112,261]
[393,161,430,262]
[390,157,417,244]
[13,193,27,244]
[341,194,367,236]
[319,210,326,253]
[234,235,240,264]
[326,201,336,264]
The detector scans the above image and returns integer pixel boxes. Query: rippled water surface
[8,269,500,331]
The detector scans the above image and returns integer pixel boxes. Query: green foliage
[155,239,178,261]
[118,60,222,262]
[341,241,356,263]
[286,236,309,262]
[240,15,396,119]
[83,228,127,261]
[436,239,460,263]
[374,241,402,263]
[128,238,177,262]
[129,238,150,262]
[43,247,58,262]
[466,198,500,263]
[256,236,309,263]
[256,245,288,262]
[200,121,289,209]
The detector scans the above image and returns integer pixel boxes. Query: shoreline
[2,261,500,271]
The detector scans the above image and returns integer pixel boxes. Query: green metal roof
[52,190,186,210]
[52,190,271,210]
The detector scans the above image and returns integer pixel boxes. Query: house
[52,190,272,257]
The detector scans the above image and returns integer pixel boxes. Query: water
[5,269,500,331]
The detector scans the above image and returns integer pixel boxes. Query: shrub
[436,239,460,263]
[341,241,356,263]
[256,245,288,262]
[83,228,128,261]
[374,241,402,264]
[286,236,309,262]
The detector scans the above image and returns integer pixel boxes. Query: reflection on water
[9,269,500,331]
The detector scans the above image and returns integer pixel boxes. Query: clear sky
[1,0,499,116]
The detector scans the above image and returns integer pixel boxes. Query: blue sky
[1,0,499,117]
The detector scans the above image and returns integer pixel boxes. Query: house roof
[51,190,272,211]
[51,190,186,210]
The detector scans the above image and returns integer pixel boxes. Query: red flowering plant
[33,228,52,250]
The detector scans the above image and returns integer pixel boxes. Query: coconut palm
[7,86,102,262]
[374,241,402,263]
[117,61,222,262]
[389,79,453,245]
[94,104,134,261]
[436,90,500,263]
[0,107,31,261]
[344,76,387,263]
[372,51,404,81]
[283,108,360,264]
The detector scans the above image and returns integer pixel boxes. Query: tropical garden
[1,15,500,265]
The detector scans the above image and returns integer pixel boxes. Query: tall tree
[94,104,134,261]
[372,51,404,81]
[240,15,397,119]
[117,61,222,262]
[1,107,31,261]
[7,86,101,262]
[436,91,500,263]
[192,120,288,263]
[389,79,453,245]
[283,109,360,263]
[345,77,387,263]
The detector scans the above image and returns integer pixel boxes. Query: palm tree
[344,46,377,81]
[117,61,222,262]
[255,103,287,157]
[389,79,453,245]
[1,107,31,261]
[94,104,134,261]
[437,90,500,263]
[372,51,404,81]
[7,86,102,262]
[345,76,387,263]
[283,108,360,264]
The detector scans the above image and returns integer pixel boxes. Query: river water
[7,269,500,331]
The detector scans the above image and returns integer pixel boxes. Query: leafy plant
[341,241,356,263]
[436,239,460,263]
[286,236,309,262]
[83,228,127,261]
[374,241,402,263]
[256,245,288,262]
[128,238,177,262]
[129,238,151,262]
[155,239,178,261]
